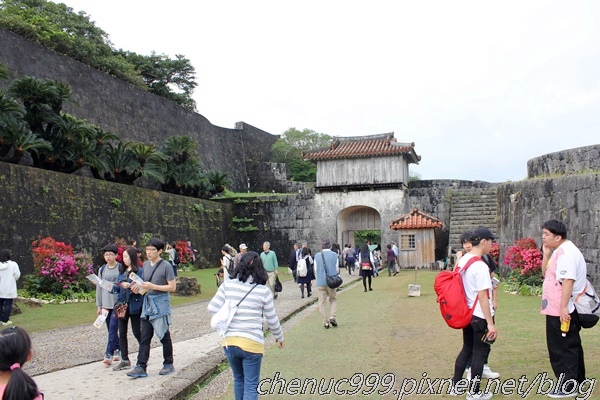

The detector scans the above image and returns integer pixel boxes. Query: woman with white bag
[208,251,284,400]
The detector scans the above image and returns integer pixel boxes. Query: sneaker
[112,350,121,362]
[159,364,175,375]
[112,360,131,371]
[127,365,147,378]
[467,392,493,400]
[4,320,13,325]
[482,365,500,379]
[103,355,112,366]
[547,390,577,398]
[324,323,330,329]
[330,319,338,327]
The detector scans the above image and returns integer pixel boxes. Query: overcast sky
[55,0,600,182]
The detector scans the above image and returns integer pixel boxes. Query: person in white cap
[233,244,248,270]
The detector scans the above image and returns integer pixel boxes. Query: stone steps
[448,187,498,252]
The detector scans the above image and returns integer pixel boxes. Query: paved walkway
[31,273,361,399]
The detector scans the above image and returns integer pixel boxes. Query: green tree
[118,51,197,110]
[271,127,332,182]
[0,0,198,108]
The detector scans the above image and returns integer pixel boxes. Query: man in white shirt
[451,228,497,400]
[541,219,587,398]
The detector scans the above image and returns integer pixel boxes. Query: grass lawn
[12,266,294,333]
[218,270,600,400]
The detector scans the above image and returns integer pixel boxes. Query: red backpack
[434,256,481,329]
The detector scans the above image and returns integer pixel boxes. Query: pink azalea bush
[27,236,95,298]
[503,237,543,294]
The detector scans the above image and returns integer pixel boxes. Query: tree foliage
[271,127,332,182]
[0,66,231,196]
[118,51,197,110]
[0,0,197,109]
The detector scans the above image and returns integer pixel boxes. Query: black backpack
[173,251,180,265]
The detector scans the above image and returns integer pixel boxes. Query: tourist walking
[288,243,301,282]
[128,238,176,378]
[208,251,284,400]
[96,244,121,366]
[314,239,339,329]
[259,242,279,298]
[386,244,398,276]
[233,243,248,270]
[343,244,355,275]
[0,326,44,399]
[297,247,314,298]
[221,246,234,282]
[358,244,375,292]
[541,220,588,397]
[0,249,20,326]
[112,247,144,371]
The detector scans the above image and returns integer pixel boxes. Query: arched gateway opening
[337,206,381,247]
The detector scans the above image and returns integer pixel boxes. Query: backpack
[173,251,180,265]
[573,279,600,328]
[360,253,372,270]
[297,257,308,278]
[433,256,481,329]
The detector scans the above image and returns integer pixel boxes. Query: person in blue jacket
[112,247,144,371]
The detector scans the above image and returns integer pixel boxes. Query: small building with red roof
[390,207,443,269]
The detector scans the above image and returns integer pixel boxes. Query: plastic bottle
[560,319,570,337]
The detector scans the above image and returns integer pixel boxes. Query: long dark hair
[361,243,370,259]
[0,327,40,400]
[234,251,268,285]
[119,247,140,274]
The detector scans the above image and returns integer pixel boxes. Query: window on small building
[400,234,416,250]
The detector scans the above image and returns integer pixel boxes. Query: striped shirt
[207,279,284,346]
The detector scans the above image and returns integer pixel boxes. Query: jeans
[224,345,263,400]
[118,308,142,362]
[137,318,173,368]
[104,309,120,357]
[453,316,490,393]
[0,298,13,323]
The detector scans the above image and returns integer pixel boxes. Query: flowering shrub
[503,238,543,295]
[490,242,500,265]
[503,238,542,275]
[174,240,194,264]
[28,236,95,297]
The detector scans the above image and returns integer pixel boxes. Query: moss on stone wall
[0,162,233,275]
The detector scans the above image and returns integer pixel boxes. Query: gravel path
[26,274,361,378]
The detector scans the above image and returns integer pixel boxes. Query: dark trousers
[453,316,490,393]
[118,309,142,362]
[300,282,311,296]
[0,298,13,322]
[137,318,173,369]
[362,275,372,290]
[546,314,585,392]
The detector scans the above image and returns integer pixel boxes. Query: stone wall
[0,28,278,191]
[407,179,497,260]
[244,162,307,193]
[0,162,232,275]
[527,144,600,178]
[497,174,600,281]
[222,188,409,265]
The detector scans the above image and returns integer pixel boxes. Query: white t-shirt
[542,240,587,315]
[457,253,494,319]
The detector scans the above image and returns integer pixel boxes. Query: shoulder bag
[321,253,343,289]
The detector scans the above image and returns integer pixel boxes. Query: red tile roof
[390,208,443,230]
[302,133,421,163]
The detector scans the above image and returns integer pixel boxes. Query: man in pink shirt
[541,219,588,398]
